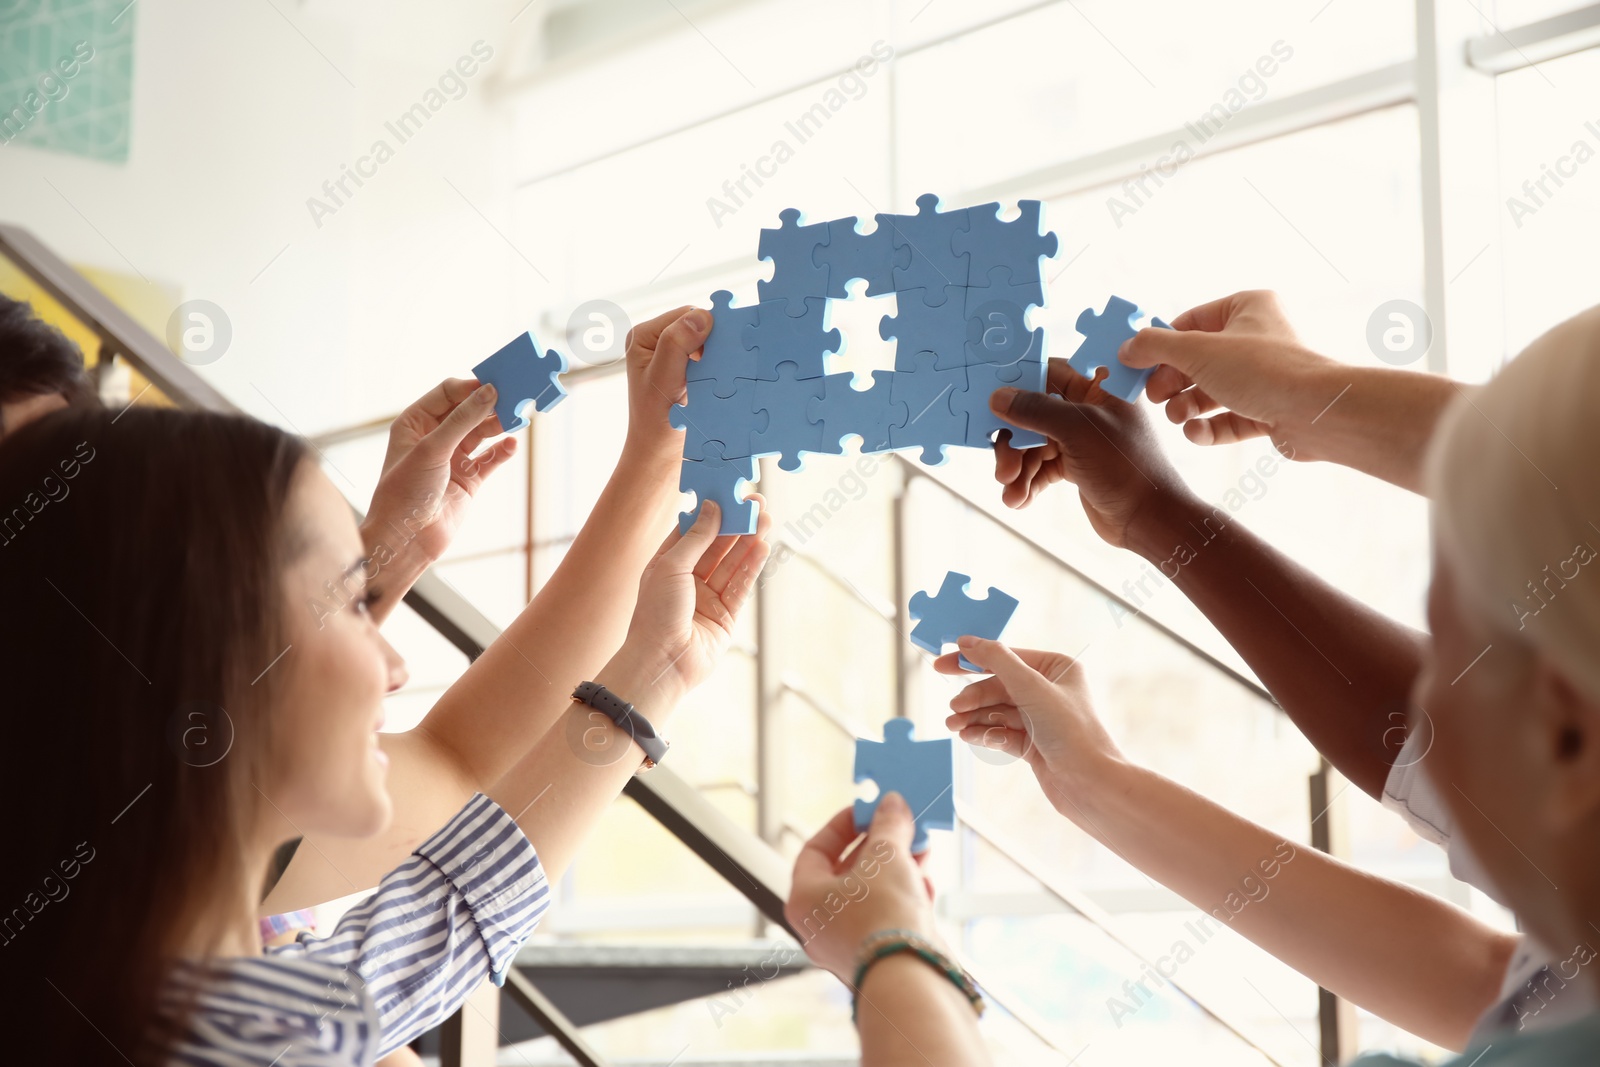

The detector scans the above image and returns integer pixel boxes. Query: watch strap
[571,681,669,769]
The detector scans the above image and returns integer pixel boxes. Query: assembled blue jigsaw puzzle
[473,331,568,433]
[1069,296,1172,403]
[909,571,1020,672]
[854,718,955,852]
[669,195,1066,532]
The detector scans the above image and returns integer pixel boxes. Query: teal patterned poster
[0,0,135,162]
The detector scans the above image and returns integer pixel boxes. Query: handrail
[891,456,1274,704]
[0,224,235,412]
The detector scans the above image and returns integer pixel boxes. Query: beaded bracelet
[850,928,985,1024]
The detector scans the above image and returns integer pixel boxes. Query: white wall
[0,0,544,436]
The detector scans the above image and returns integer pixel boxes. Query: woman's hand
[622,305,712,465]
[988,359,1200,555]
[937,639,1125,813]
[785,794,940,981]
[614,496,771,699]
[1119,290,1339,458]
[361,379,516,621]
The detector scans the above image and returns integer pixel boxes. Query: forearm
[1290,364,1456,492]
[358,520,431,626]
[857,955,992,1067]
[489,647,686,883]
[1129,495,1426,798]
[1063,759,1514,1050]
[424,447,681,789]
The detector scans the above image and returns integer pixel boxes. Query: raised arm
[989,357,1424,798]
[941,639,1517,1051]
[489,496,771,881]
[264,307,714,912]
[1117,290,1457,494]
[785,800,992,1067]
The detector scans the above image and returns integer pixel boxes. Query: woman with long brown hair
[0,339,770,1063]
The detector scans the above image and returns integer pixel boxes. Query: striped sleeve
[275,794,550,1057]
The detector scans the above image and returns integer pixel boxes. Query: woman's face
[265,466,407,841]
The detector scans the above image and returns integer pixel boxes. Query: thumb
[989,386,1088,436]
[1118,323,1225,372]
[418,382,499,460]
[659,499,721,570]
[957,637,1049,698]
[649,307,712,389]
[866,791,916,854]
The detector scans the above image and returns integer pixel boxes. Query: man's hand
[990,359,1200,553]
[361,378,516,622]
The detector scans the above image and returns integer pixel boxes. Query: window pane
[1495,46,1600,355]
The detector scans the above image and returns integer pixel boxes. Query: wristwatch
[571,681,669,770]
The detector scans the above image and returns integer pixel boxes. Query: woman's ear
[1536,655,1600,831]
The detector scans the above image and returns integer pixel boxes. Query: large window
[309,2,1600,1062]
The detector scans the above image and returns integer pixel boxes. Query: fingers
[704,495,770,591]
[626,305,695,359]
[954,638,1059,696]
[947,705,1025,733]
[1184,410,1272,447]
[864,791,916,856]
[936,647,1060,683]
[989,385,1099,440]
[401,377,482,429]
[416,382,501,463]
[711,536,769,622]
[792,806,863,883]
[454,436,517,490]
[1165,293,1245,333]
[992,431,1026,486]
[1160,385,1223,425]
[1145,364,1197,404]
[658,500,722,570]
[1118,322,1223,372]
[955,723,1029,758]
[645,307,712,400]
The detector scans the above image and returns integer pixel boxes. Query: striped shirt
[161,794,549,1065]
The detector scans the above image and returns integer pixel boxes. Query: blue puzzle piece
[1069,296,1171,402]
[880,194,971,305]
[742,297,841,382]
[473,332,568,433]
[752,362,827,472]
[678,442,759,534]
[908,571,1019,672]
[807,370,907,454]
[953,200,1058,290]
[756,208,830,313]
[954,358,1049,450]
[965,291,1046,369]
[889,352,966,466]
[812,216,908,299]
[853,718,954,852]
[669,377,762,461]
[688,290,761,397]
[877,286,974,372]
[964,265,1045,321]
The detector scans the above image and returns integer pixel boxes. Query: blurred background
[3,0,1597,1063]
